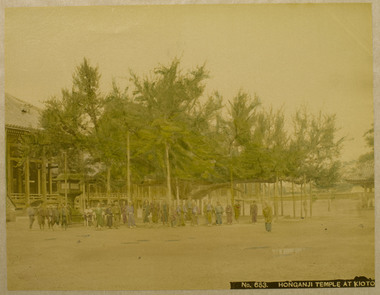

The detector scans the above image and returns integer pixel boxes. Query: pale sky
[4,4,374,162]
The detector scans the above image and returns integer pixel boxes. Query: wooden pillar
[5,132,12,198]
[17,168,22,194]
[7,141,12,198]
[49,163,53,195]
[25,157,30,205]
[37,168,41,195]
[41,147,47,203]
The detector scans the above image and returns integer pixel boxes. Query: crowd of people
[26,203,72,231]
[26,199,274,232]
[84,201,136,230]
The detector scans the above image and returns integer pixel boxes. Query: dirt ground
[6,198,375,291]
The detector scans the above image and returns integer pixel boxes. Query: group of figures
[141,199,240,227]
[83,201,136,229]
[25,199,274,232]
[26,203,72,230]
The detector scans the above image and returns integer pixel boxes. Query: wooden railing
[9,193,61,208]
[84,193,129,200]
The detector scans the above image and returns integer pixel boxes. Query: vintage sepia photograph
[1,0,378,293]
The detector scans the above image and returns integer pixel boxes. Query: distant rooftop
[5,93,41,131]
[344,160,374,186]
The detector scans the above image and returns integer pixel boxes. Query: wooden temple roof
[5,93,41,132]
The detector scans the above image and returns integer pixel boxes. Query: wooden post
[126,130,131,201]
[292,181,295,218]
[17,168,22,194]
[300,183,303,218]
[6,141,12,200]
[230,168,234,206]
[64,152,68,206]
[303,176,306,218]
[41,147,47,203]
[107,166,111,204]
[258,183,263,207]
[165,141,172,203]
[176,178,180,205]
[24,157,30,205]
[309,182,312,218]
[37,169,41,195]
[280,180,284,216]
[49,163,53,195]
[82,180,86,211]
[273,180,278,220]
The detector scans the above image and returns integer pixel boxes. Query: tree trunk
[82,179,86,211]
[41,147,47,203]
[309,182,313,218]
[273,179,278,220]
[49,163,53,195]
[127,130,131,201]
[280,180,284,216]
[302,175,306,218]
[107,166,111,204]
[165,141,172,204]
[300,183,303,218]
[292,181,295,218]
[64,152,68,206]
[230,168,234,205]
[176,178,180,205]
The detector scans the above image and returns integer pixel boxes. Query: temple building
[5,93,59,213]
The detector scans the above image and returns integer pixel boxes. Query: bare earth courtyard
[6,199,374,291]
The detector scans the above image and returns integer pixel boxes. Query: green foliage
[130,59,218,188]
[39,58,104,176]
[288,107,344,188]
[358,125,374,164]
[364,126,374,149]
[29,57,346,195]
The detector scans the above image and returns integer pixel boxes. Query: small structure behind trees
[344,126,374,208]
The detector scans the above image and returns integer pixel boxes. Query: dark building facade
[5,93,59,210]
